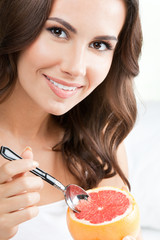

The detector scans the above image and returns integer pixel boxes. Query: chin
[47,103,75,116]
[45,96,85,116]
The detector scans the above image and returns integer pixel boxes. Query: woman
[0,0,143,239]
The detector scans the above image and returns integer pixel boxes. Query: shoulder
[98,142,129,189]
[116,142,128,178]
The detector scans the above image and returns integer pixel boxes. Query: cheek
[24,46,52,70]
[89,57,113,89]
[20,37,60,71]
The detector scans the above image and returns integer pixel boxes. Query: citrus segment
[75,190,130,224]
[67,186,140,240]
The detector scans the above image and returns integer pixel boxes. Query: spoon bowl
[65,184,89,212]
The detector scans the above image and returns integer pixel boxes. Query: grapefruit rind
[67,186,140,240]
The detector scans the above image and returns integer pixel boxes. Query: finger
[0,192,40,214]
[21,146,33,160]
[123,236,136,240]
[0,225,18,240]
[13,146,33,181]
[0,206,39,228]
[11,206,39,226]
[17,147,34,179]
[0,175,43,198]
[12,171,26,180]
[0,159,39,184]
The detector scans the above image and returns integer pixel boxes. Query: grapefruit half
[67,186,140,240]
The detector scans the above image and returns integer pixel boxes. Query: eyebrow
[93,35,118,42]
[47,17,118,42]
[47,17,77,34]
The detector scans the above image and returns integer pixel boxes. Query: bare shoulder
[116,141,129,178]
[98,142,129,189]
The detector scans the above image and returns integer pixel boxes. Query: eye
[90,41,112,51]
[47,27,68,39]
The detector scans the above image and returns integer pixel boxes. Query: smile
[44,74,82,99]
[45,75,77,91]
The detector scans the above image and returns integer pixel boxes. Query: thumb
[123,236,136,240]
[21,146,33,160]
[12,147,35,179]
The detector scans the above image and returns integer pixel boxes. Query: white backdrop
[135,0,160,101]
[126,2,160,239]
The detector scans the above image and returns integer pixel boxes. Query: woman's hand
[123,232,143,240]
[123,237,136,240]
[0,147,43,239]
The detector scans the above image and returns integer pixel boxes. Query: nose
[60,44,87,78]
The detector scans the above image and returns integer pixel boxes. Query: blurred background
[125,1,160,239]
[135,0,160,101]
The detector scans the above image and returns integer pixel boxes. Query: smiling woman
[0,0,142,239]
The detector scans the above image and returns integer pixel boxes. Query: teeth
[46,76,77,91]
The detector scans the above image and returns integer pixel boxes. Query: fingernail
[32,161,39,168]
[23,146,32,152]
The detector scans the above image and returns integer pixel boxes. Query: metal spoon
[0,146,89,213]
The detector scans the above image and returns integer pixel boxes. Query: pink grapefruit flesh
[75,190,130,224]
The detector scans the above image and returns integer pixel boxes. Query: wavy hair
[0,0,142,190]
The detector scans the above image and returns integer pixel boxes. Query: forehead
[49,0,126,37]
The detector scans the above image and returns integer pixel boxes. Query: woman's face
[17,0,126,115]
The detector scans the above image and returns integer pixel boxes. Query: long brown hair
[0,0,142,190]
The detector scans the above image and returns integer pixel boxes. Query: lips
[43,74,82,99]
[45,75,77,91]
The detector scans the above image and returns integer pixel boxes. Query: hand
[123,236,136,240]
[0,147,43,239]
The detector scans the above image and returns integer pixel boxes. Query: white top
[11,200,73,240]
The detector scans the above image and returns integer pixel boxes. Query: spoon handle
[0,146,65,192]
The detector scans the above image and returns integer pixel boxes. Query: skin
[0,0,142,239]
